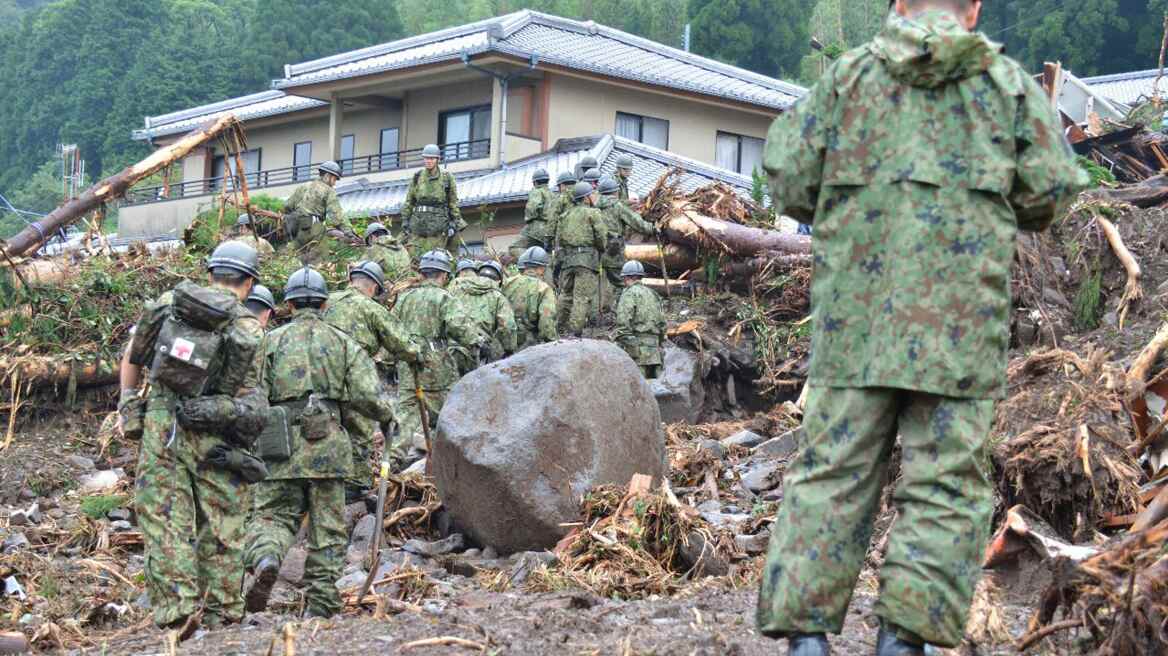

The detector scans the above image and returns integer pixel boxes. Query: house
[1081,68,1164,109]
[119,10,805,244]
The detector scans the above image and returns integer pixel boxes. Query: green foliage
[1076,156,1117,187]
[689,0,809,77]
[1073,263,1104,331]
[80,494,129,520]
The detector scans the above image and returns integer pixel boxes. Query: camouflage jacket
[365,236,413,285]
[544,189,573,248]
[260,308,393,479]
[597,196,655,242]
[521,184,557,244]
[616,174,630,204]
[284,179,353,237]
[765,9,1088,399]
[323,288,421,364]
[616,282,666,365]
[389,279,482,391]
[400,168,465,237]
[451,276,518,360]
[554,203,608,272]
[502,272,558,348]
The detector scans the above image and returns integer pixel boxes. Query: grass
[79,494,128,520]
[1073,262,1104,332]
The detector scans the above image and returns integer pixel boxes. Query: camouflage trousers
[599,252,627,314]
[135,408,251,628]
[756,386,995,648]
[341,411,378,492]
[396,387,446,456]
[508,234,548,261]
[556,266,599,335]
[244,478,347,617]
[406,234,454,261]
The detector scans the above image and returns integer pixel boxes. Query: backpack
[149,281,237,397]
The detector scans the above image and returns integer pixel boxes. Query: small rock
[403,534,465,558]
[78,470,121,493]
[753,430,799,459]
[481,545,498,560]
[402,458,427,475]
[9,503,41,526]
[374,550,426,579]
[761,488,783,502]
[1102,311,1118,327]
[279,547,307,584]
[47,508,65,520]
[741,462,780,492]
[66,455,96,471]
[462,548,481,558]
[343,502,368,532]
[1158,278,1168,295]
[133,591,151,610]
[699,511,750,530]
[734,531,771,555]
[721,430,766,449]
[4,575,26,600]
[508,552,552,586]
[698,439,725,460]
[677,530,729,576]
[1041,286,1071,310]
[2,532,30,553]
[350,514,378,551]
[18,488,35,500]
[106,507,131,522]
[695,500,722,515]
[110,520,133,532]
[334,570,367,591]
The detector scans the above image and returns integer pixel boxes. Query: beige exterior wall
[402,79,493,151]
[545,73,776,165]
[504,134,542,162]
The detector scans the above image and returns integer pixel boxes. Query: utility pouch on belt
[150,282,233,397]
[412,205,447,237]
[254,406,292,462]
[119,396,147,440]
[300,394,335,441]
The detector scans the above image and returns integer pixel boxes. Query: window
[716,131,765,175]
[439,105,491,160]
[379,128,400,169]
[340,135,355,174]
[293,141,313,181]
[616,112,669,150]
[210,148,261,190]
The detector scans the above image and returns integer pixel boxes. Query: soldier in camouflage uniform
[120,241,268,635]
[574,155,598,181]
[508,168,556,260]
[244,284,276,329]
[448,259,479,295]
[389,250,484,457]
[545,170,578,285]
[233,214,275,261]
[363,222,412,288]
[554,181,608,336]
[615,261,665,378]
[597,175,657,314]
[244,267,395,619]
[401,144,465,259]
[503,246,558,349]
[283,161,359,264]
[614,154,634,204]
[449,260,516,362]
[754,2,1089,654]
[324,261,421,490]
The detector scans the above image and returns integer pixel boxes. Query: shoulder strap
[413,169,423,185]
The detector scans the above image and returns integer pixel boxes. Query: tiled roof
[277,11,804,110]
[133,90,327,140]
[1081,69,1165,108]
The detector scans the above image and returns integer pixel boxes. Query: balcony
[122,139,490,207]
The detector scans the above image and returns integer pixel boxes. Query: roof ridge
[1081,68,1162,83]
[609,134,751,186]
[146,90,290,128]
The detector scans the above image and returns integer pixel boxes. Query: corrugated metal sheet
[134,92,327,140]
[1082,69,1161,107]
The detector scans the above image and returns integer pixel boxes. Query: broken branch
[1094,215,1142,328]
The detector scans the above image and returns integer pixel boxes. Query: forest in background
[1,0,1166,238]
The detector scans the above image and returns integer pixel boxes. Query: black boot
[875,623,924,656]
[244,556,280,613]
[788,633,831,656]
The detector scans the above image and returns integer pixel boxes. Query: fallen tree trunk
[718,253,813,278]
[1086,174,1168,208]
[3,357,120,390]
[623,243,698,272]
[642,276,700,295]
[2,258,74,290]
[661,206,810,258]
[3,115,243,259]
[1128,321,1168,401]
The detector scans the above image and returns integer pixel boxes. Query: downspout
[461,50,539,170]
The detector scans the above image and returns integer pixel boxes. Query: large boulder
[651,345,706,424]
[434,339,666,554]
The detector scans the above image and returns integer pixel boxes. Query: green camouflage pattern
[365,235,413,285]
[763,9,1088,400]
[451,275,517,361]
[401,169,465,258]
[553,204,607,271]
[597,195,655,301]
[615,281,665,374]
[556,267,599,336]
[502,272,558,348]
[259,308,394,480]
[757,386,995,647]
[283,179,353,261]
[543,189,574,255]
[244,477,346,617]
[131,286,265,628]
[616,171,630,204]
[509,185,558,259]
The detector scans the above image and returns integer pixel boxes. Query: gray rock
[9,503,40,526]
[4,575,25,600]
[434,340,667,555]
[741,461,780,492]
[1042,286,1071,310]
[462,548,482,558]
[1158,278,1168,295]
[133,591,151,610]
[481,546,498,560]
[78,470,121,493]
[734,531,771,555]
[677,530,728,577]
[753,430,799,459]
[66,455,96,471]
[334,570,367,591]
[699,511,750,530]
[509,550,558,586]
[1103,311,1119,327]
[698,439,725,460]
[110,520,133,532]
[47,508,65,520]
[722,430,767,449]
[2,532,29,553]
[106,507,131,522]
[695,499,722,515]
[374,550,426,579]
[402,533,465,558]
[343,502,368,532]
[649,345,707,424]
[350,514,378,552]
[279,546,307,584]
[402,458,427,475]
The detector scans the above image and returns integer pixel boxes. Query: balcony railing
[123,138,491,207]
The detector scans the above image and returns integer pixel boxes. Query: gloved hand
[206,444,268,483]
[446,225,456,238]
[605,236,623,257]
[177,396,237,432]
[478,342,493,364]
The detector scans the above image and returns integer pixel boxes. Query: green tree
[689,0,809,78]
[0,158,90,239]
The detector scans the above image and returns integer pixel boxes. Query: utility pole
[683,23,691,52]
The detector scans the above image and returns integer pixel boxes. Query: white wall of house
[403,79,494,151]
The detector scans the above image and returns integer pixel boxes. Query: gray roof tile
[134,91,327,140]
[1082,68,1164,107]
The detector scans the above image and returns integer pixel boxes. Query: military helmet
[235,213,254,228]
[421,143,442,159]
[477,260,504,280]
[419,249,453,274]
[555,170,577,187]
[597,175,619,195]
[577,155,599,173]
[365,221,390,244]
[350,260,385,293]
[518,246,549,269]
[532,168,550,184]
[246,284,277,312]
[284,267,329,302]
[456,258,477,274]
[318,160,342,179]
[616,154,635,171]
[572,181,594,202]
[621,260,646,278]
[206,240,260,280]
[581,168,601,184]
